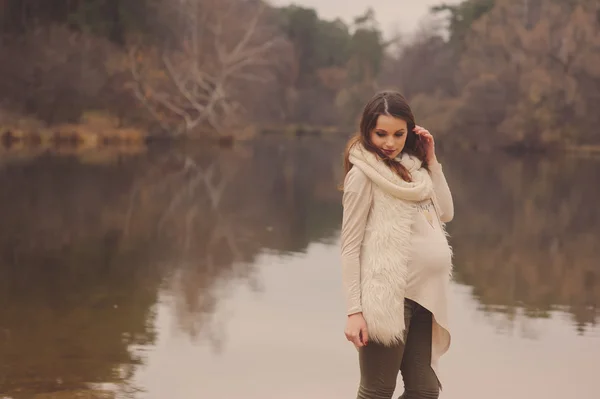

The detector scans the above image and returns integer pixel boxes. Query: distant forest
[1,0,599,148]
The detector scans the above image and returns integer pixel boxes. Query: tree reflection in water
[445,151,600,335]
[0,137,344,396]
[0,139,598,396]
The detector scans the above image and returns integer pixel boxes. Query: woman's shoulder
[344,166,371,193]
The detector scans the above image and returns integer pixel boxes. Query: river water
[0,137,598,399]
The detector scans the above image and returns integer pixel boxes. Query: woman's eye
[376,132,386,137]
[395,133,404,137]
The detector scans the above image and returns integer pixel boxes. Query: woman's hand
[414,125,437,164]
[345,312,369,348]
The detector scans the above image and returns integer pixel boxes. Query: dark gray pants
[356,299,440,399]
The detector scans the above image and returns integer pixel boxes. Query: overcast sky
[268,0,461,37]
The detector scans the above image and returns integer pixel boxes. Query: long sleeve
[340,167,372,315]
[429,161,454,223]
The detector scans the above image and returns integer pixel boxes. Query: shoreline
[1,121,599,157]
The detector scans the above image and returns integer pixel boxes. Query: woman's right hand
[345,312,369,348]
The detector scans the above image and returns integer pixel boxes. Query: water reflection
[0,137,344,396]
[0,153,160,398]
[0,138,598,397]
[444,151,600,335]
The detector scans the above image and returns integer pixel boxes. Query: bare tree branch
[129,48,171,132]
[228,3,266,61]
[129,0,280,136]
[162,54,208,112]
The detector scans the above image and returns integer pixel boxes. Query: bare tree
[130,0,287,137]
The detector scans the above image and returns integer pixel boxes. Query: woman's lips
[382,149,396,156]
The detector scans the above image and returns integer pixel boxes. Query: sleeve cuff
[429,161,443,173]
[347,307,363,316]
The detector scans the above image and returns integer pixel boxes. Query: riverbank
[1,109,598,156]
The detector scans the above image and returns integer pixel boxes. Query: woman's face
[369,114,408,159]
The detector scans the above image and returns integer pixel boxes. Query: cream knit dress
[340,160,453,379]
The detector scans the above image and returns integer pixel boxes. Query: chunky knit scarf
[348,143,435,204]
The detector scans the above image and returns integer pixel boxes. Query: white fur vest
[348,143,443,346]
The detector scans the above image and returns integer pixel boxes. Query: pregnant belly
[409,233,452,276]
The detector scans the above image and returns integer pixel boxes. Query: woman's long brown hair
[341,91,428,188]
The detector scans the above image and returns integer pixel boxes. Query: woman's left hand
[414,125,437,164]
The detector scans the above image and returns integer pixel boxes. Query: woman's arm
[340,167,372,315]
[429,161,454,223]
[412,125,454,223]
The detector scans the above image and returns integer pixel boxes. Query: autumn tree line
[1,0,599,149]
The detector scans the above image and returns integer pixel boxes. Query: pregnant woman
[340,91,454,399]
